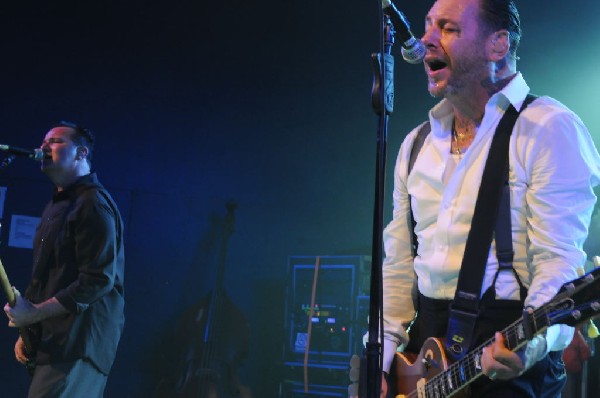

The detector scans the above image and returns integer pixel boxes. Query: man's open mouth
[427,59,448,71]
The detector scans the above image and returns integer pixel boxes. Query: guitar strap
[407,121,431,312]
[445,94,538,360]
[408,121,431,259]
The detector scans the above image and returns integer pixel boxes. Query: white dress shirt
[381,73,600,372]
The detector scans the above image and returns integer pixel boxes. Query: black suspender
[446,94,538,359]
[408,121,431,257]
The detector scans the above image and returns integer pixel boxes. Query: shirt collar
[52,173,98,202]
[495,72,530,111]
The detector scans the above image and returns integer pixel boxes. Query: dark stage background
[0,1,598,396]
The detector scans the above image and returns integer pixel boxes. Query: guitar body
[154,202,253,398]
[172,293,252,398]
[389,338,469,398]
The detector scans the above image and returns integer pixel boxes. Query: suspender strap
[408,121,431,257]
[446,94,538,360]
[493,93,539,269]
[407,121,432,312]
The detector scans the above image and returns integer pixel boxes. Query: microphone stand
[365,14,395,398]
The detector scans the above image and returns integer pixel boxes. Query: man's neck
[54,170,91,192]
[450,70,518,127]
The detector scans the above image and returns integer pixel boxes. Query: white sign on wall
[8,214,40,249]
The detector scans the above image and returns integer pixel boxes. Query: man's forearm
[35,297,69,322]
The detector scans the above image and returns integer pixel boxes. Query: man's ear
[76,146,88,161]
[487,30,510,61]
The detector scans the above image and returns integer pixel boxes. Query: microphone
[382,0,426,64]
[0,144,44,161]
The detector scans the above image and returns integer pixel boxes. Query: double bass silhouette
[156,201,252,397]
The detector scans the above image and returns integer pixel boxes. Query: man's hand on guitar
[481,332,525,380]
[14,335,30,365]
[3,288,39,328]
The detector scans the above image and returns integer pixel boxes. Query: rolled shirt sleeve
[54,191,121,314]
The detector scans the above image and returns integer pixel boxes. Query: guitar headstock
[543,262,600,328]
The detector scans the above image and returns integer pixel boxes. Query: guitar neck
[0,258,16,306]
[0,257,36,358]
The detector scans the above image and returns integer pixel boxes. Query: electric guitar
[389,266,600,398]
[0,257,38,374]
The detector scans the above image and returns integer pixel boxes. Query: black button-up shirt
[25,173,125,374]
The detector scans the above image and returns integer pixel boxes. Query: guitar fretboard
[421,307,549,397]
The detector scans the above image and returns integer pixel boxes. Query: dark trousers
[406,292,566,398]
[28,359,108,398]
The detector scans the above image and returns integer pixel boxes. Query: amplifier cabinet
[283,255,370,364]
